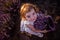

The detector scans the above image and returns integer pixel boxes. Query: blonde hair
[20,3,39,20]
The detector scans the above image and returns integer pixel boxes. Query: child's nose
[32,17,35,20]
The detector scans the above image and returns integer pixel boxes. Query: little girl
[20,3,47,40]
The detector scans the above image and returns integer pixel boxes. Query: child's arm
[26,24,48,33]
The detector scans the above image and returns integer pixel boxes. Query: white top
[20,20,43,37]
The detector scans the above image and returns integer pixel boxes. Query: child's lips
[33,19,36,21]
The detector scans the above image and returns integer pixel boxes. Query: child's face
[25,9,37,22]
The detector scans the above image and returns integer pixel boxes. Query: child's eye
[33,13,36,15]
[33,13,35,15]
[27,16,30,18]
